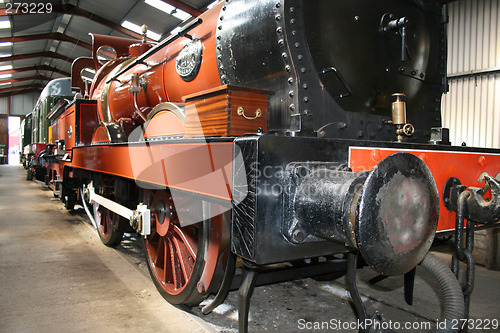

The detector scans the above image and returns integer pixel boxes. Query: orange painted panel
[71,142,233,201]
[92,126,109,143]
[78,102,99,146]
[144,111,184,137]
[65,107,76,152]
[349,147,500,231]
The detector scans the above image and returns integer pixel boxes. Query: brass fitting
[391,93,406,125]
[391,93,414,142]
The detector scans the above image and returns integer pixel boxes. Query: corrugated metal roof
[0,0,216,98]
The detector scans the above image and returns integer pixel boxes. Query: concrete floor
[0,165,215,333]
[1,164,499,333]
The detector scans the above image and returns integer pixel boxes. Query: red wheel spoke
[153,235,163,268]
[172,225,197,260]
[172,236,190,283]
[167,238,180,289]
[143,189,222,304]
[103,212,109,234]
[163,237,169,284]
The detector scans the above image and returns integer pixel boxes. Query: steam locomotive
[32,0,500,331]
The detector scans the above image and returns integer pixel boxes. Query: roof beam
[0,65,70,77]
[0,4,146,40]
[0,84,43,95]
[0,51,74,63]
[0,75,52,84]
[0,88,43,97]
[0,32,92,50]
[162,0,203,17]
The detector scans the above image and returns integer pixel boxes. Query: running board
[84,182,151,236]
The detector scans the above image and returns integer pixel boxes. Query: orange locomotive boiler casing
[90,2,223,125]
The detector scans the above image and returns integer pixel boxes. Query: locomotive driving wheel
[92,178,126,247]
[93,201,126,247]
[142,189,223,306]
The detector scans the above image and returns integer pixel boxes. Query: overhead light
[0,42,12,47]
[0,65,12,71]
[170,27,182,35]
[0,53,11,58]
[172,9,191,21]
[145,0,175,13]
[0,82,11,86]
[0,20,10,29]
[121,20,162,41]
[145,0,191,21]
[207,1,220,10]
[0,73,12,79]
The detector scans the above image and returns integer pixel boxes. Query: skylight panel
[172,9,191,21]
[207,1,219,10]
[145,0,192,21]
[145,0,175,13]
[0,20,11,29]
[170,27,182,35]
[121,20,162,41]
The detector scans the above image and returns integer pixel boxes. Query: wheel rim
[144,190,200,296]
[94,202,113,241]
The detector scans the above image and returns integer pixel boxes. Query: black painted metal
[452,191,474,324]
[231,259,347,332]
[216,0,446,142]
[404,267,416,306]
[201,252,237,315]
[228,259,348,291]
[466,174,500,224]
[346,252,370,332]
[232,135,354,264]
[429,127,451,145]
[238,267,258,333]
[443,177,465,212]
[284,162,364,247]
[357,153,439,276]
[444,173,500,324]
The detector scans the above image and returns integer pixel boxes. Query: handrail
[106,18,203,84]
